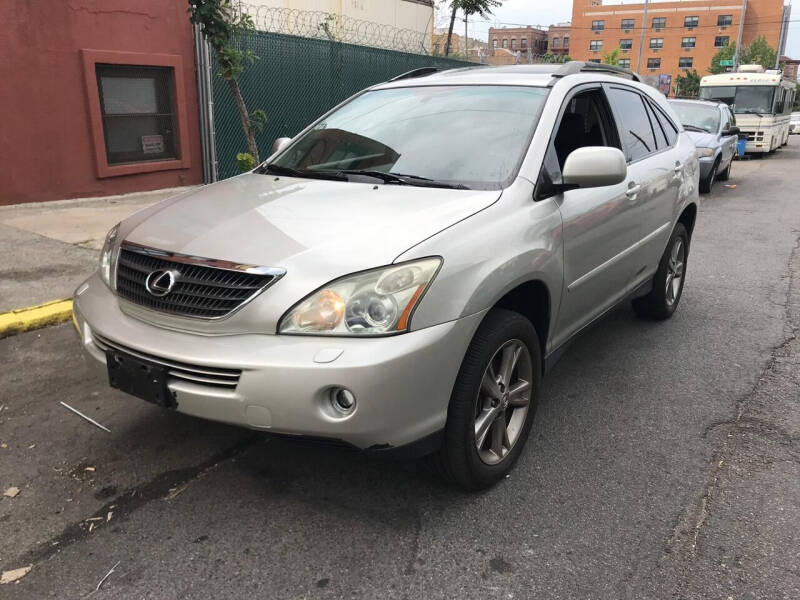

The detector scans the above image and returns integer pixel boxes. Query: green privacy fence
[211,30,473,180]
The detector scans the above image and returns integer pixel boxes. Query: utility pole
[774,0,790,69]
[465,13,469,59]
[733,0,747,71]
[636,0,649,74]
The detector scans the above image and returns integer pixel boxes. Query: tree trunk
[445,3,458,56]
[227,77,259,163]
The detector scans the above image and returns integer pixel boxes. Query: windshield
[669,101,720,132]
[270,85,549,190]
[700,85,775,115]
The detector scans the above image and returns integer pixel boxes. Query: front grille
[115,246,281,319]
[93,333,241,390]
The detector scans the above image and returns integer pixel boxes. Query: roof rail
[549,61,641,85]
[388,67,440,82]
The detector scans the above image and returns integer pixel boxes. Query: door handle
[625,183,641,198]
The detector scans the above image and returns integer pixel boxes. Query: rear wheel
[633,223,689,320]
[436,309,540,490]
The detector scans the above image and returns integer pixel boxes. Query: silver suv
[73,63,699,489]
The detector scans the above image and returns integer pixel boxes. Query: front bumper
[73,274,484,451]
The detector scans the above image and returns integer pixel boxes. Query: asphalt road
[2,142,799,599]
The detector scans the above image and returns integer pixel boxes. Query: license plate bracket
[106,349,175,408]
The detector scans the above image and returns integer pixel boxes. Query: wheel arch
[678,202,697,239]
[491,279,551,370]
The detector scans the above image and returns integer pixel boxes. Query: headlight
[99,223,120,288]
[279,257,442,336]
[696,147,714,158]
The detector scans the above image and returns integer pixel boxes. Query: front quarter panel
[398,177,563,352]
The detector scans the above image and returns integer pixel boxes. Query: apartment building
[548,22,573,56]
[488,26,549,56]
[570,0,785,91]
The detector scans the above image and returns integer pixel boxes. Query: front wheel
[717,159,731,181]
[700,161,718,193]
[632,223,689,320]
[436,309,540,490]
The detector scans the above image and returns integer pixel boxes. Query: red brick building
[1,1,204,205]
[548,23,572,56]
[489,26,549,57]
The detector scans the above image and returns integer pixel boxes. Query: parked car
[73,62,699,489]
[790,111,800,134]
[668,98,739,193]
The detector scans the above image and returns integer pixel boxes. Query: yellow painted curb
[0,299,73,339]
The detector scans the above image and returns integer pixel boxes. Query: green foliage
[249,109,267,134]
[236,152,257,172]
[709,43,736,74]
[675,69,700,97]
[188,0,256,81]
[452,0,502,18]
[709,37,777,74]
[602,47,621,66]
[540,52,571,64]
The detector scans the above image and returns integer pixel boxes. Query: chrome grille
[93,333,241,390]
[115,244,283,319]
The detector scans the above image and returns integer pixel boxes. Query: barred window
[521,38,527,49]
[717,14,733,26]
[511,39,517,50]
[563,36,570,49]
[647,57,661,69]
[552,37,559,48]
[620,39,633,50]
[652,17,666,28]
[96,64,178,165]
[679,57,694,68]
[715,36,730,47]
[682,37,696,48]
[590,39,603,51]
[684,16,699,27]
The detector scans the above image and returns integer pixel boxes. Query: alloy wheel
[473,339,533,465]
[665,238,685,306]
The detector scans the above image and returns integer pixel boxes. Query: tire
[632,223,689,321]
[717,159,731,181]
[436,309,541,490]
[700,160,718,193]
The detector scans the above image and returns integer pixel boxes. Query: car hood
[124,173,500,275]
[685,131,719,148]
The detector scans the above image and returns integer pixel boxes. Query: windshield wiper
[257,163,346,181]
[336,169,470,190]
[682,124,709,133]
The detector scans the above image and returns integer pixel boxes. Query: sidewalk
[0,187,197,315]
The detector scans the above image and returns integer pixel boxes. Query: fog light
[330,387,356,415]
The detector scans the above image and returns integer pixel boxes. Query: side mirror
[722,126,740,136]
[272,137,292,155]
[562,147,627,189]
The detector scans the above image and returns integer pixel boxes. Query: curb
[0,299,73,339]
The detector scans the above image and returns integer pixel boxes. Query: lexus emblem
[145,269,180,297]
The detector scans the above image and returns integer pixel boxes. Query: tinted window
[652,103,679,145]
[607,87,657,161]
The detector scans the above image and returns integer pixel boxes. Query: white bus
[699,65,796,154]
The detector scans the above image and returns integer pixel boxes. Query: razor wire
[235,4,432,54]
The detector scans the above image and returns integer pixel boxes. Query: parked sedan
[74,63,699,489]
[669,99,739,193]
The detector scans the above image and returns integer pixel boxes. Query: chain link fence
[211,28,471,180]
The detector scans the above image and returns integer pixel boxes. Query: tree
[189,0,267,165]
[675,68,700,97]
[602,46,621,66]
[709,42,736,74]
[444,0,501,56]
[745,35,777,70]
[709,37,777,74]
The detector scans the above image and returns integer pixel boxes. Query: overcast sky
[437,0,799,59]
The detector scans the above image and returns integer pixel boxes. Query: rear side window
[606,87,657,161]
[647,98,678,146]
[644,100,669,149]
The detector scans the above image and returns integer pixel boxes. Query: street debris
[93,561,120,594]
[3,486,20,498]
[84,466,96,472]
[107,511,113,522]
[59,402,111,433]
[1,565,32,584]
[166,484,188,500]
[28,444,36,449]
[725,184,737,189]
[1,443,7,449]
